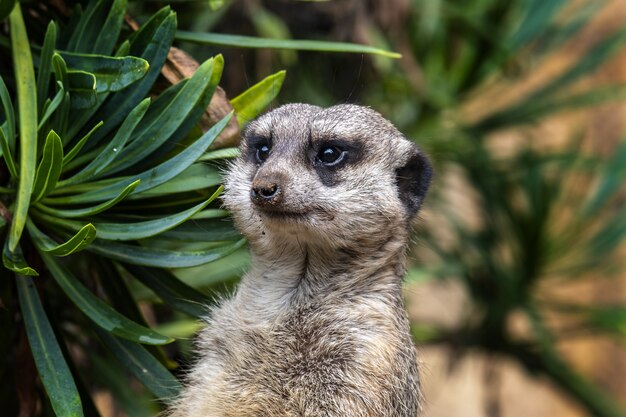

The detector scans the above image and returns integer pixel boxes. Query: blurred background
[161,1,626,416]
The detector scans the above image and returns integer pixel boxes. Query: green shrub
[0,1,399,415]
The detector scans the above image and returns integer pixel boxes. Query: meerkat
[167,103,432,417]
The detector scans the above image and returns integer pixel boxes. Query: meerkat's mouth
[256,206,309,220]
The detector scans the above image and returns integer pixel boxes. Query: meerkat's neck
[235,230,410,319]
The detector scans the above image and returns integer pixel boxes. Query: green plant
[0,0,399,415]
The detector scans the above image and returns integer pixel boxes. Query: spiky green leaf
[31,130,64,203]
[39,251,173,345]
[27,219,96,256]
[8,4,38,251]
[16,276,83,416]
[60,52,149,93]
[40,180,140,217]
[3,240,38,276]
[50,113,231,204]
[80,8,176,148]
[62,121,104,166]
[60,98,150,186]
[175,31,401,58]
[88,238,246,268]
[231,70,285,126]
[102,56,220,175]
[37,22,57,113]
[130,164,221,198]
[123,264,211,318]
[38,84,66,131]
[95,328,181,401]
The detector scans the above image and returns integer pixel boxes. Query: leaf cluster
[0,1,282,415]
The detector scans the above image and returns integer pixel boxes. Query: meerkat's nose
[251,172,285,205]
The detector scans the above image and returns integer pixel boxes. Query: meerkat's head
[223,103,432,250]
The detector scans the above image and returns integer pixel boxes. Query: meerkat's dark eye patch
[311,139,363,186]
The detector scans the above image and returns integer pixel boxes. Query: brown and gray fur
[168,104,432,417]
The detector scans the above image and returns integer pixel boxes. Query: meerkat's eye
[317,146,346,166]
[255,144,271,163]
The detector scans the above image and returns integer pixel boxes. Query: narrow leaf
[0,0,16,21]
[8,4,38,251]
[584,305,626,337]
[3,240,38,276]
[31,130,64,203]
[79,8,176,148]
[507,0,566,50]
[175,31,401,58]
[582,141,626,217]
[60,98,150,186]
[35,193,217,241]
[87,238,246,268]
[160,219,240,242]
[39,179,140,217]
[93,0,127,55]
[191,209,229,219]
[27,219,96,256]
[92,191,220,241]
[62,121,103,166]
[52,53,68,90]
[16,276,83,416]
[135,55,225,169]
[38,84,65,131]
[52,114,231,204]
[37,22,57,113]
[102,57,218,176]
[130,164,221,198]
[231,70,285,126]
[198,147,239,161]
[60,52,150,93]
[95,328,181,401]
[67,0,123,54]
[39,251,173,345]
[123,264,211,318]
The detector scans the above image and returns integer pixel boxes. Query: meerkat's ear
[395,144,432,218]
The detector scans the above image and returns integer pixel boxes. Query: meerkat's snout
[250,171,285,206]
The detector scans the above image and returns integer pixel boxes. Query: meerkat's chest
[198,301,420,416]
